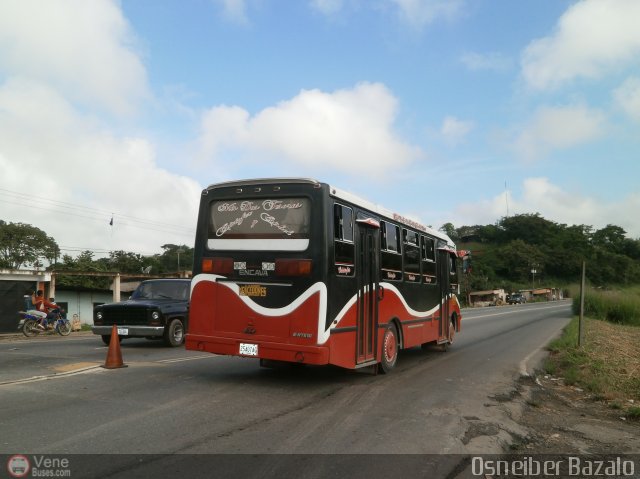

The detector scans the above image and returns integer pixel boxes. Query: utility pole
[177,248,185,273]
[531,267,537,290]
[578,261,586,347]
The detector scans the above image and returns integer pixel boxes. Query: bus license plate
[239,343,258,356]
[117,328,129,336]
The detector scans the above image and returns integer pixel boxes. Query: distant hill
[448,213,640,291]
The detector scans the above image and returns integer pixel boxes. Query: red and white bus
[186,178,463,372]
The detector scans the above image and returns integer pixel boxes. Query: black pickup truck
[92,279,190,347]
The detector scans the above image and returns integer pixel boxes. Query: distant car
[92,279,190,347]
[508,293,526,304]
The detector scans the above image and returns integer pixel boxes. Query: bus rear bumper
[185,334,330,365]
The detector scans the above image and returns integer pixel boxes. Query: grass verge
[544,316,640,419]
[572,286,640,326]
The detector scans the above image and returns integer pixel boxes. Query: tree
[488,239,546,283]
[156,244,194,273]
[106,250,146,274]
[498,213,561,247]
[55,251,112,289]
[439,223,459,242]
[592,225,627,254]
[0,220,59,269]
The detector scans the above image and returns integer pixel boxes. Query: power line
[58,245,168,256]
[0,187,196,237]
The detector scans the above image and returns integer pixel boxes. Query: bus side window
[421,235,437,284]
[380,221,402,281]
[403,229,420,282]
[334,204,355,276]
[388,224,400,253]
[450,254,458,276]
[333,203,353,241]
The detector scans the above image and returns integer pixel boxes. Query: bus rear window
[208,198,311,251]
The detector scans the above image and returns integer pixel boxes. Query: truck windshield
[208,197,311,251]
[131,281,189,300]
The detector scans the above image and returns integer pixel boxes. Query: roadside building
[520,288,563,302]
[54,285,113,329]
[469,289,507,307]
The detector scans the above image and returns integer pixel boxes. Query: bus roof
[203,177,455,247]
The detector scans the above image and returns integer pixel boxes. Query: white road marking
[462,302,570,321]
[519,320,571,377]
[0,364,103,386]
[157,355,219,363]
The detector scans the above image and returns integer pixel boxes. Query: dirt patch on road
[508,373,640,454]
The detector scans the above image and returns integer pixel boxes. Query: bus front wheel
[379,323,398,374]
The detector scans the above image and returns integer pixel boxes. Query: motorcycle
[18,309,71,337]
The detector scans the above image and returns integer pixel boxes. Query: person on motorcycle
[33,290,59,329]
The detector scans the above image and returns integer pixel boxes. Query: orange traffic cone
[103,324,127,369]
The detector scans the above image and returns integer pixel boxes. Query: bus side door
[437,249,452,343]
[355,217,380,365]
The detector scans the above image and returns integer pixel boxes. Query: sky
[1,0,639,261]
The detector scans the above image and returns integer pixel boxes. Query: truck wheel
[164,319,184,347]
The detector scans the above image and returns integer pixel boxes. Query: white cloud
[0,0,150,117]
[512,104,606,161]
[0,0,201,256]
[451,178,640,237]
[613,76,640,121]
[521,0,640,90]
[390,0,465,28]
[0,79,202,255]
[441,116,474,145]
[461,52,511,72]
[197,83,422,177]
[517,178,640,237]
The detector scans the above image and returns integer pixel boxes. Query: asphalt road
[0,301,572,478]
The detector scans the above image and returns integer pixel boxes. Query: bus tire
[379,322,398,374]
[448,314,456,344]
[440,314,457,352]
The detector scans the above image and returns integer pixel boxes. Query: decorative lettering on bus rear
[210,198,310,248]
[216,211,253,236]
[239,285,267,297]
[260,213,294,235]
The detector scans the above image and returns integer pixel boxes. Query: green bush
[628,407,640,421]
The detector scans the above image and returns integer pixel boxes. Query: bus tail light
[202,257,233,275]
[275,259,312,277]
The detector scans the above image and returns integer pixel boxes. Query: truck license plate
[239,343,258,356]
[117,328,129,335]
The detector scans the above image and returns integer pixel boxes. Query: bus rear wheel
[379,323,398,374]
[448,314,456,344]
